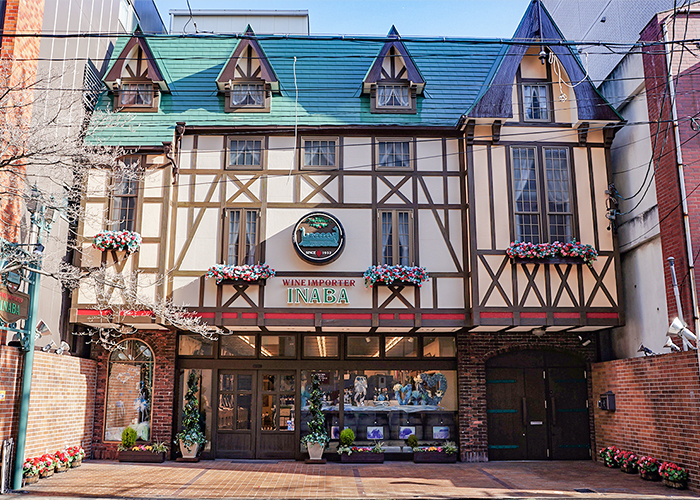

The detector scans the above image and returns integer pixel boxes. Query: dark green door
[486,350,590,460]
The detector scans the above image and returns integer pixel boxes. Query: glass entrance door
[257,371,297,459]
[216,370,297,459]
[217,371,256,458]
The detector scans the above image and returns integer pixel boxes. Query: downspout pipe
[662,21,700,340]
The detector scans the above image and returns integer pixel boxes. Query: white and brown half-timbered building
[77,0,623,462]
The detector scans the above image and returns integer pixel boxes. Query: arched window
[104,339,154,442]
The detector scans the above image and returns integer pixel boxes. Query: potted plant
[506,240,598,267]
[54,450,69,472]
[412,441,458,463]
[67,446,85,468]
[300,373,329,462]
[93,229,142,254]
[660,462,689,489]
[616,450,638,474]
[338,429,385,463]
[598,445,620,468]
[23,457,41,485]
[363,264,429,288]
[638,456,661,481]
[175,371,207,460]
[38,454,55,478]
[206,263,275,285]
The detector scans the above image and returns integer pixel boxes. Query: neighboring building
[77,0,622,462]
[546,0,700,358]
[169,9,309,35]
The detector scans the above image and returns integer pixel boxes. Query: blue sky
[153,0,531,38]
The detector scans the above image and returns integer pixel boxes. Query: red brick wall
[0,346,23,444]
[640,15,694,325]
[457,329,596,462]
[0,346,97,460]
[592,351,700,489]
[91,330,176,459]
[0,0,45,243]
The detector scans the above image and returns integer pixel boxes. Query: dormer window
[217,27,278,113]
[363,27,424,115]
[119,82,155,108]
[104,33,168,113]
[377,84,410,109]
[231,83,264,107]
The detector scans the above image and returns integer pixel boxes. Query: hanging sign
[0,284,30,324]
[292,212,345,264]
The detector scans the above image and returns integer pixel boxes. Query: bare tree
[0,56,220,350]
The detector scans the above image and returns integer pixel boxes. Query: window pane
[378,141,411,168]
[304,139,336,167]
[220,335,256,357]
[231,83,263,106]
[219,373,235,392]
[245,210,257,265]
[229,140,262,167]
[104,340,153,442]
[385,336,418,357]
[512,147,540,244]
[524,84,548,120]
[238,374,253,391]
[303,336,339,357]
[545,148,573,242]
[263,374,276,391]
[260,336,296,357]
[237,393,252,430]
[377,84,410,108]
[279,394,295,431]
[300,371,339,450]
[280,374,295,392]
[228,210,241,265]
[218,393,235,430]
[347,336,380,357]
[178,334,213,356]
[423,336,456,357]
[397,211,411,266]
[262,394,277,430]
[381,212,393,265]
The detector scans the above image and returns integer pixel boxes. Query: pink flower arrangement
[93,230,142,254]
[363,264,429,288]
[660,462,689,482]
[638,455,660,474]
[206,264,275,284]
[506,240,598,267]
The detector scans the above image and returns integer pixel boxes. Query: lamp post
[10,190,53,491]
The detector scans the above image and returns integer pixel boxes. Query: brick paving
[11,460,699,499]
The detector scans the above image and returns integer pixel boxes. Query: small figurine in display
[354,375,368,406]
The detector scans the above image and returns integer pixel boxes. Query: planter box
[513,256,585,266]
[340,452,384,463]
[219,279,266,286]
[23,474,39,485]
[663,479,687,489]
[118,451,165,463]
[55,465,69,473]
[372,280,419,287]
[640,470,661,481]
[620,465,637,474]
[413,451,457,463]
[70,459,82,468]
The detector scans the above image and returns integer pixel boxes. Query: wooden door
[548,366,590,459]
[216,371,256,458]
[523,368,548,459]
[486,368,527,460]
[257,371,297,459]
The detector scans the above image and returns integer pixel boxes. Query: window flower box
[205,264,275,285]
[506,240,598,267]
[363,265,429,288]
[93,230,142,254]
[412,442,458,463]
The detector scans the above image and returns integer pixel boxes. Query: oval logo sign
[292,212,345,264]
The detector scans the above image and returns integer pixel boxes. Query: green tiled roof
[87,36,505,146]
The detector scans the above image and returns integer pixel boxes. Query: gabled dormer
[363,26,425,114]
[104,31,168,112]
[216,26,278,113]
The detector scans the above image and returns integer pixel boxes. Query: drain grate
[573,488,595,493]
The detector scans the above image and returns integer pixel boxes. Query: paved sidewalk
[10,459,698,499]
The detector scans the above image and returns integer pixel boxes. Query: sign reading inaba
[292,212,345,264]
[0,284,30,324]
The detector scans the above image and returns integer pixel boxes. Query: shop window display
[178,334,213,356]
[104,340,154,442]
[343,370,457,450]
